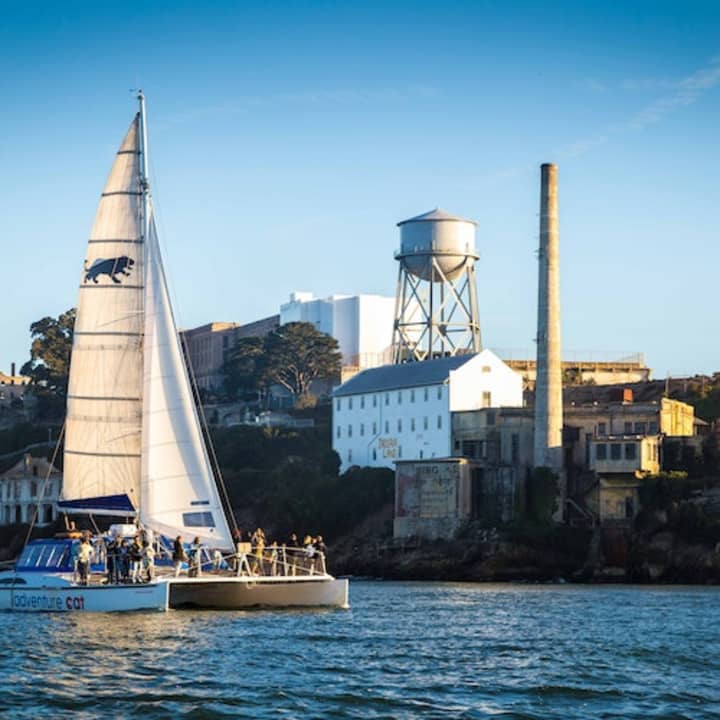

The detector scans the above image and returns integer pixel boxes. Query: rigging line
[23,422,66,549]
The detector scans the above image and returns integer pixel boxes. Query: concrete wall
[394,459,472,540]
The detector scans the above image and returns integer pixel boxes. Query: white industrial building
[332,349,523,472]
[280,292,395,372]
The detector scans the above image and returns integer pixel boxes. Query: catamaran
[0,93,348,612]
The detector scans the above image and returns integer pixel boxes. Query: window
[348,425,352,438]
[424,387,429,402]
[397,391,402,405]
[482,365,491,373]
[373,394,377,408]
[437,386,442,400]
[372,448,377,460]
[336,398,341,411]
[398,445,402,459]
[624,443,636,460]
[437,415,442,429]
[360,396,365,409]
[360,423,365,437]
[411,418,416,432]
[596,443,607,460]
[487,411,495,426]
[30,481,37,498]
[511,434,519,463]
[649,421,658,434]
[423,416,429,430]
[372,421,377,435]
[384,420,389,434]
[610,444,622,460]
[385,393,389,406]
[598,422,607,436]
[397,419,402,432]
[634,422,646,435]
[348,449,352,463]
[482,391,491,408]
[410,389,415,403]
[624,422,633,434]
[336,426,341,439]
[419,450,423,459]
[348,397,353,410]
[32,466,38,477]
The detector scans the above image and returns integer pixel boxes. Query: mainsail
[62,116,144,514]
[61,99,234,550]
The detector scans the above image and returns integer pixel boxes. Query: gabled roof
[334,355,475,397]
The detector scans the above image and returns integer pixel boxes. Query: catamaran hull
[0,581,168,613]
[166,576,349,610]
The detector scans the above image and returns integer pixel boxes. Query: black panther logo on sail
[83,256,135,284]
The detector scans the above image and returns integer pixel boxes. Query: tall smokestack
[10,362,15,378]
[534,163,563,471]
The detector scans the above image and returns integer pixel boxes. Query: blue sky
[1,0,718,377]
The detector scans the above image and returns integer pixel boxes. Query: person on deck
[76,537,94,586]
[143,540,155,582]
[106,535,119,584]
[129,537,143,583]
[119,538,130,582]
[188,537,203,577]
[173,535,187,577]
[315,535,327,574]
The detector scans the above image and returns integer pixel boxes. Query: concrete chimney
[534,163,563,471]
[10,362,16,379]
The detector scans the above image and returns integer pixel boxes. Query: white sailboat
[0,93,348,612]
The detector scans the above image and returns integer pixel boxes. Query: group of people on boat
[105,532,156,584]
[68,528,156,586]
[231,528,328,577]
[66,523,330,585]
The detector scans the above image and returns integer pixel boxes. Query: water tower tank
[397,208,478,281]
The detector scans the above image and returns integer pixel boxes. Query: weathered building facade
[0,454,62,526]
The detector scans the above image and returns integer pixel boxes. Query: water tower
[392,208,481,363]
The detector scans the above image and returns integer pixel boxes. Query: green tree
[222,336,266,399]
[263,322,341,401]
[20,309,76,393]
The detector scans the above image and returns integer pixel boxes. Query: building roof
[333,355,475,397]
[397,207,477,227]
[562,381,669,406]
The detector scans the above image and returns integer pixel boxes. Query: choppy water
[1,581,719,719]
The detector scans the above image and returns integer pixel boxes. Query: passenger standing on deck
[119,538,130,582]
[106,535,119,584]
[76,537,93,586]
[189,536,202,577]
[130,537,143,583]
[143,540,155,582]
[315,535,327,574]
[70,539,80,583]
[251,528,265,576]
[173,535,187,577]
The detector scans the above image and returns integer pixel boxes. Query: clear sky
[1,0,718,377]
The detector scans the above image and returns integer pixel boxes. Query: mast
[138,90,151,246]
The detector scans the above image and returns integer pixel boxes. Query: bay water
[1,581,718,719]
